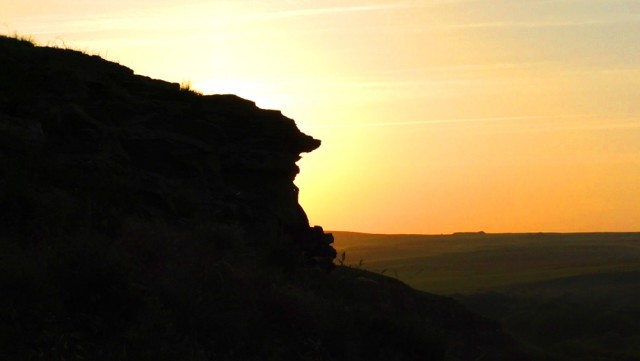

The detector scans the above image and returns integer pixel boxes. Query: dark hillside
[0,35,534,360]
[332,231,640,360]
[458,271,640,361]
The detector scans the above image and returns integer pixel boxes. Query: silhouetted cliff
[0,35,335,268]
[0,36,538,360]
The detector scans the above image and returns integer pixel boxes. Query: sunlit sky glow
[3,0,639,233]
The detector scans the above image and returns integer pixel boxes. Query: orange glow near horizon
[3,0,639,234]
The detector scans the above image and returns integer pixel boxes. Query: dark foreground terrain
[334,231,640,361]
[0,35,533,360]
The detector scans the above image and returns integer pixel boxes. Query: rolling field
[332,232,640,295]
[332,231,640,360]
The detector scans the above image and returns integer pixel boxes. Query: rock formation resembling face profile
[0,35,335,269]
[0,35,538,361]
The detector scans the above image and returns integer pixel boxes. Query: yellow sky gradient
[3,0,639,233]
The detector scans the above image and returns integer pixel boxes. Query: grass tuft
[10,32,37,45]
[180,80,203,95]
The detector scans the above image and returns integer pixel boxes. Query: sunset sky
[3,0,639,234]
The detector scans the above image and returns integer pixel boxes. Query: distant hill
[332,231,640,360]
[0,35,535,360]
[332,231,640,294]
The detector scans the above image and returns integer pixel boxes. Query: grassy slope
[332,231,640,295]
[459,271,640,361]
[0,218,531,360]
[0,221,446,360]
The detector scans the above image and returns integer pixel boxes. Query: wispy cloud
[9,0,639,41]
[437,16,640,29]
[241,2,420,21]
[299,114,592,129]
[299,115,640,132]
[374,62,551,75]
[4,1,448,34]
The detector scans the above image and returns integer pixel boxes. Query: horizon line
[328,230,640,236]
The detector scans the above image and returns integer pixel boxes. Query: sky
[3,0,639,234]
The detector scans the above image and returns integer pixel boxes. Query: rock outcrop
[0,36,540,361]
[0,35,335,268]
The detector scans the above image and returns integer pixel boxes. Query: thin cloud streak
[298,114,640,129]
[233,0,480,21]
[438,15,640,29]
[374,62,551,75]
[242,2,423,20]
[10,1,639,40]
[299,114,603,129]
[5,1,448,35]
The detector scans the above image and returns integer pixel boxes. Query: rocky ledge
[0,35,335,268]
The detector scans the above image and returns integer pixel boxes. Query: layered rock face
[0,36,335,268]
